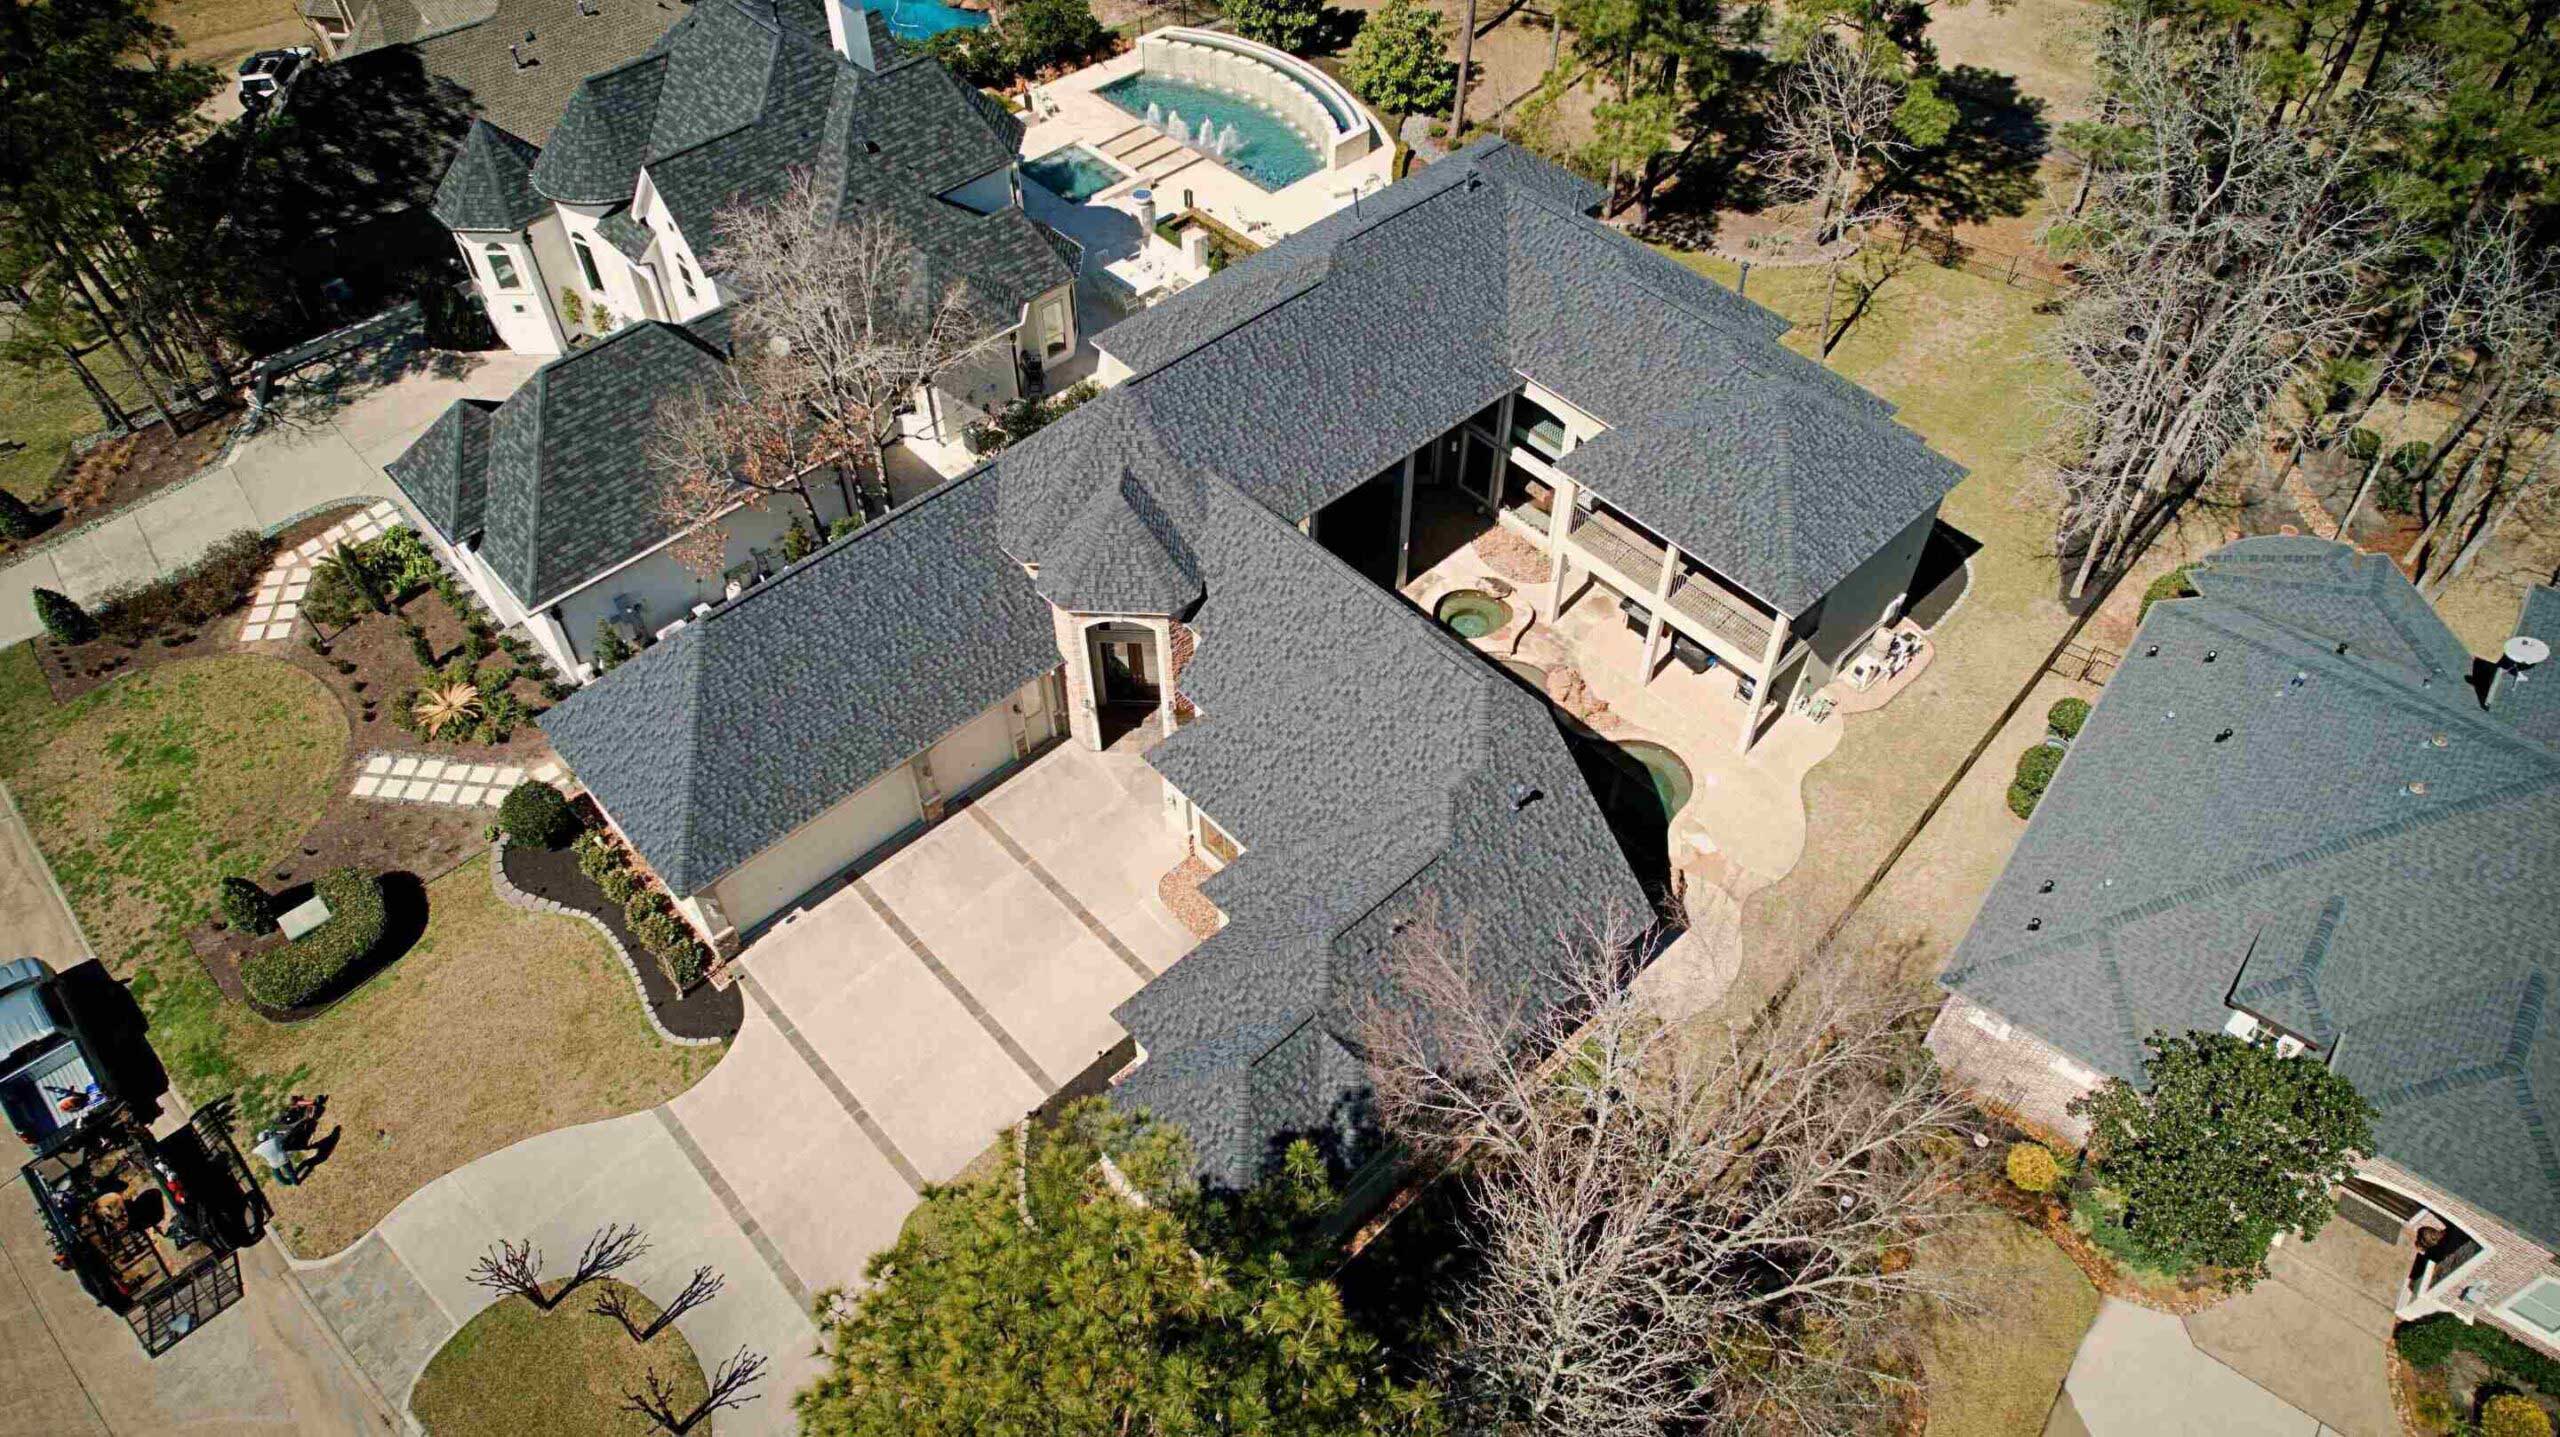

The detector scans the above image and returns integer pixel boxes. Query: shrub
[1001,0,1108,75]
[240,869,385,1008]
[1225,0,1322,52]
[300,558,366,631]
[779,520,817,563]
[217,876,276,935]
[2346,426,2383,462]
[597,866,641,906]
[498,780,579,850]
[631,908,688,955]
[371,526,441,596]
[33,588,97,645]
[925,24,1013,87]
[0,486,39,541]
[2047,697,2091,741]
[624,888,670,931]
[407,625,437,666]
[828,515,864,541]
[659,942,708,991]
[177,532,273,625]
[2137,564,2196,624]
[592,622,635,674]
[2006,1141,2061,1193]
[2008,743,2064,818]
[2484,1394,2552,1437]
[1344,0,1453,117]
[573,829,619,879]
[2399,1315,2560,1400]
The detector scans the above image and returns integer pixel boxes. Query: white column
[1488,394,1516,515]
[1394,453,1416,589]
[1155,619,1177,738]
[1640,544,1677,683]
[1738,614,1790,756]
[1547,476,1577,614]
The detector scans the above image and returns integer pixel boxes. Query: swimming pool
[879,0,987,42]
[1097,73,1324,192]
[1022,145,1126,204]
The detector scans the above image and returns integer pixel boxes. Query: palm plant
[413,681,483,737]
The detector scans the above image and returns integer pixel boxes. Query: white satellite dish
[2506,635,2551,669]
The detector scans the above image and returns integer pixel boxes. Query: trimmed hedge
[2485,1393,2554,1437]
[218,876,276,936]
[499,780,579,850]
[2047,697,2092,741]
[2138,565,2198,624]
[241,869,385,1008]
[2399,1315,2560,1399]
[2009,743,2065,818]
[33,588,97,645]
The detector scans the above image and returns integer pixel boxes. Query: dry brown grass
[247,858,723,1256]
[413,1279,707,1437]
[1912,1214,2100,1437]
[159,0,308,63]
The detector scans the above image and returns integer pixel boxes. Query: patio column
[1155,619,1177,738]
[1487,393,1515,516]
[1639,544,1678,684]
[1737,615,1790,756]
[1546,476,1576,614]
[1394,453,1416,589]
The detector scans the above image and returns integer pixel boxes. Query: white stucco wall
[457,230,564,355]
[1796,503,1936,680]
[548,488,855,671]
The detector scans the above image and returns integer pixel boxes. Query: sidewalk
[0,348,543,649]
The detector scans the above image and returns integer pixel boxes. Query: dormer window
[676,257,697,301]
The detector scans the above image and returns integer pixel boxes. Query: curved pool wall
[1130,28,1385,182]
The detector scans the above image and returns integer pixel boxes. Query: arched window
[572,233,604,292]
[482,243,521,290]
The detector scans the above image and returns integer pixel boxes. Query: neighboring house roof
[539,471,1059,892]
[2489,586,2560,747]
[385,397,498,540]
[432,120,547,231]
[527,0,1066,321]
[337,0,692,145]
[1941,536,2560,1246]
[996,138,1961,618]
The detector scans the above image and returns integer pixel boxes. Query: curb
[486,837,724,1049]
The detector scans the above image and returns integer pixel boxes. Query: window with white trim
[482,243,521,290]
[2504,1277,2560,1336]
[572,233,604,292]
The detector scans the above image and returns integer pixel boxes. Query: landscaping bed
[501,838,742,1043]
[413,1278,707,1437]
[0,403,242,558]
[191,868,432,1021]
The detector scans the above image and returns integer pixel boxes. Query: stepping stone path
[239,500,405,644]
[353,753,564,808]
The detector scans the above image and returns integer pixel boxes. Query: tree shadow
[1883,65,2051,229]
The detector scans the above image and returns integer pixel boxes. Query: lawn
[1656,249,2078,975]
[0,314,145,507]
[412,1279,708,1437]
[1911,1213,2100,1436]
[0,644,721,1256]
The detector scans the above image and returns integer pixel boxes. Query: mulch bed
[298,584,557,765]
[187,871,435,1023]
[34,506,361,702]
[1,405,244,561]
[500,841,742,1043]
[1475,524,1550,585]
[1156,854,1223,940]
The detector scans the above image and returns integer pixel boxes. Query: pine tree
[1345,0,1454,118]
[0,486,39,541]
[32,588,95,644]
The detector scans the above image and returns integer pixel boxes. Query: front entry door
[1095,634,1159,705]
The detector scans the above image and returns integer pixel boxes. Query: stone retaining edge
[486,836,724,1049]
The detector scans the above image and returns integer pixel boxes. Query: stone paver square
[495,766,525,786]
[364,754,394,774]
[297,538,324,557]
[464,764,498,784]
[282,580,309,600]
[412,758,448,780]
[353,776,384,798]
[248,605,275,624]
[428,782,460,803]
[399,780,437,800]
[456,785,488,807]
[390,757,421,778]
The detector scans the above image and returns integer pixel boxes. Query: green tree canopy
[2071,1031,2376,1286]
[797,1102,1439,1436]
[1223,0,1325,53]
[1344,0,1454,118]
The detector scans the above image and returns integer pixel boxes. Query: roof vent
[2204,649,2219,663]
[510,38,538,67]
[2336,641,2351,656]
[1508,783,1543,812]
[2506,635,2552,671]
[2026,917,2043,932]
[2214,727,2234,743]
[576,0,598,14]
[2038,879,2055,894]
[2146,644,2160,658]
[2429,733,2450,749]
[2405,780,2430,797]
[862,139,881,154]
[2288,671,2307,689]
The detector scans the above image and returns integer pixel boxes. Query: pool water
[1022,145,1126,204]
[879,0,988,41]
[1097,73,1323,192]
[1436,589,1514,640]
[1615,740,1694,819]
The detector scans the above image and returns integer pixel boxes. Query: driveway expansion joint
[736,973,929,1192]
[652,1105,817,1313]
[965,805,1158,981]
[852,878,1066,1091]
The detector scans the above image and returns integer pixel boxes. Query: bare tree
[648,361,836,579]
[556,1223,650,1308]
[624,1346,768,1434]
[707,169,1001,515]
[1762,34,1909,248]
[1360,914,1979,1434]
[465,1237,546,1307]
[596,1264,726,1343]
[2038,19,2414,598]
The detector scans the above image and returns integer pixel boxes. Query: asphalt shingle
[430,120,547,231]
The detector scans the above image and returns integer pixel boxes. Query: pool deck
[1019,48,1396,263]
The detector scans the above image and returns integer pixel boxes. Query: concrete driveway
[0,346,543,648]
[292,742,1202,1431]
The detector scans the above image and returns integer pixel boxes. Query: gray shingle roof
[2489,586,2560,748]
[1942,536,2560,1246]
[1000,138,1960,618]
[538,471,1059,891]
[1034,472,1202,615]
[474,318,732,606]
[1091,476,1649,1188]
[343,0,689,145]
[385,397,498,541]
[431,120,547,231]
[596,207,654,260]
[523,0,1067,317]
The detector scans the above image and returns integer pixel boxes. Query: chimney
[823,0,877,70]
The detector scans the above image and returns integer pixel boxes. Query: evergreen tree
[0,485,39,541]
[1345,0,1455,117]
[32,587,95,644]
[1224,0,1324,53]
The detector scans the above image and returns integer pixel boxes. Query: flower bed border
[491,837,735,1047]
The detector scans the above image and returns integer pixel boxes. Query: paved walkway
[2058,1299,2333,1436]
[239,501,403,643]
[0,349,543,649]
[294,743,1204,1431]
[353,755,561,808]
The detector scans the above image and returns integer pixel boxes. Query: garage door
[929,704,1019,799]
[712,766,921,931]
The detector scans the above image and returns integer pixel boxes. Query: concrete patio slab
[2065,1299,2322,1437]
[2185,1221,2401,1437]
